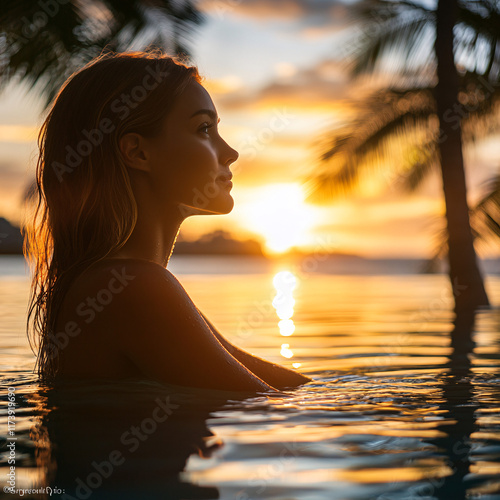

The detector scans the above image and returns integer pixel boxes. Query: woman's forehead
[172,81,217,118]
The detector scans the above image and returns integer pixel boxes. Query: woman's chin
[218,196,234,214]
[207,196,234,215]
[179,196,234,217]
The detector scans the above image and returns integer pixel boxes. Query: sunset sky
[1,0,499,257]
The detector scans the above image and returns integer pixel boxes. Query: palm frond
[308,87,437,201]
[470,173,500,244]
[397,140,440,192]
[322,87,436,161]
[0,0,203,108]
[345,0,435,77]
[423,217,448,273]
[350,18,434,77]
[347,0,500,81]
[458,0,500,40]
[459,71,500,143]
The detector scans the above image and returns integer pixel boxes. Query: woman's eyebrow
[190,109,219,121]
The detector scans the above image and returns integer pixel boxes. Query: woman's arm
[198,310,312,389]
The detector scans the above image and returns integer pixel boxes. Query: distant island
[0,218,266,256]
[172,230,265,256]
[0,218,23,254]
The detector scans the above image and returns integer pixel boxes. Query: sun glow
[240,183,318,253]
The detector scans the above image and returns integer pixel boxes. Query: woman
[26,50,311,393]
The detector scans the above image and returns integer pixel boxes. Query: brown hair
[24,49,200,380]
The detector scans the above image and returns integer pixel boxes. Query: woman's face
[145,80,239,217]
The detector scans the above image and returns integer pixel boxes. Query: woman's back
[54,259,143,379]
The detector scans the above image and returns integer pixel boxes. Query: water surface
[1,255,499,499]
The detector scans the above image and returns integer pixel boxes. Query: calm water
[1,255,500,500]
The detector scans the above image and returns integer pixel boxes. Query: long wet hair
[24,49,200,380]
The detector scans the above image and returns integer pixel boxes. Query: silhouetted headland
[172,230,264,255]
[0,217,23,254]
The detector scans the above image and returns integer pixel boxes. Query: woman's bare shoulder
[58,257,186,330]
[71,258,180,295]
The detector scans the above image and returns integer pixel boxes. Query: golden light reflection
[336,465,453,484]
[240,183,318,253]
[272,271,297,334]
[272,271,300,362]
[280,343,294,358]
[278,319,295,336]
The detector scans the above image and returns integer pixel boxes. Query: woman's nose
[221,139,239,166]
[228,145,239,164]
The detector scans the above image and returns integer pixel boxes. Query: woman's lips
[216,174,233,189]
[217,178,233,189]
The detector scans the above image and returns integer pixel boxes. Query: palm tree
[428,173,500,269]
[309,0,500,312]
[0,0,202,108]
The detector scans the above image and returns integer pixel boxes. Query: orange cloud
[199,0,349,21]
[310,197,446,257]
[213,58,383,119]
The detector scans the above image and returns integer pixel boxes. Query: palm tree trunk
[434,0,489,311]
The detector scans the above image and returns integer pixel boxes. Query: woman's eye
[199,122,214,134]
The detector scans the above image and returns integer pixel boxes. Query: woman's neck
[109,197,185,268]
[129,215,182,267]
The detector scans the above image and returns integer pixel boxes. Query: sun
[240,183,318,253]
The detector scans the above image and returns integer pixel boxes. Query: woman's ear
[119,133,151,172]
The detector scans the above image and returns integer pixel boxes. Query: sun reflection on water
[272,270,301,368]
